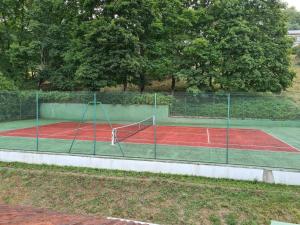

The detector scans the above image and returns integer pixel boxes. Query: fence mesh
[0,91,36,151]
[0,91,299,170]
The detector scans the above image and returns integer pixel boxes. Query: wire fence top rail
[112,116,154,130]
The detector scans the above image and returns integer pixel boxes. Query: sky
[285,0,300,10]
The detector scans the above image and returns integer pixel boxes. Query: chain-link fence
[0,91,299,170]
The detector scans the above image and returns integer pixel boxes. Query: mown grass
[0,162,300,225]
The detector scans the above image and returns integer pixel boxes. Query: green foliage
[39,92,173,105]
[294,45,300,63]
[286,7,300,30]
[112,92,172,105]
[170,93,300,120]
[0,91,173,121]
[291,45,299,55]
[0,73,17,91]
[0,0,295,92]
[204,0,294,92]
[231,96,300,120]
[182,37,220,91]
[3,90,298,122]
[0,91,36,121]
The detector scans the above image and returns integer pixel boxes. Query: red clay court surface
[0,122,298,152]
[0,204,153,225]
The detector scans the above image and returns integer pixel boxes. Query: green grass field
[0,162,299,225]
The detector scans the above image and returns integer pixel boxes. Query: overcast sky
[285,0,300,10]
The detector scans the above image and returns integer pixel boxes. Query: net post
[111,129,115,146]
[35,91,39,151]
[154,93,157,159]
[93,92,97,155]
[99,101,124,156]
[226,93,231,164]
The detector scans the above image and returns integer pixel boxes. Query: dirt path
[0,204,154,225]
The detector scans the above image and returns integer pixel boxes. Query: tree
[183,0,295,92]
[286,7,300,30]
[182,37,220,92]
[24,0,76,89]
[69,18,142,91]
[0,0,31,86]
[149,0,194,93]
[106,0,157,92]
[0,0,295,93]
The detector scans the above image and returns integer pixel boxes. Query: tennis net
[112,116,154,145]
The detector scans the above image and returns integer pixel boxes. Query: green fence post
[184,95,187,117]
[93,92,97,155]
[154,93,157,159]
[226,93,231,164]
[212,94,215,118]
[242,95,245,120]
[19,95,22,120]
[69,103,89,153]
[36,91,39,151]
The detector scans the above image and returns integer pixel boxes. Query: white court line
[1,124,298,152]
[0,127,295,151]
[116,140,300,154]
[107,217,159,225]
[0,123,93,139]
[266,132,300,152]
[206,128,210,144]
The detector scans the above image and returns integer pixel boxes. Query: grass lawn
[0,162,299,225]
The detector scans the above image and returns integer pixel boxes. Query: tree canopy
[286,7,300,30]
[0,0,295,92]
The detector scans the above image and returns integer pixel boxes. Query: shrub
[0,91,174,121]
[0,91,35,121]
[38,92,174,105]
[0,73,17,91]
[169,93,300,120]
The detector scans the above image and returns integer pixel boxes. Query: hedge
[169,93,300,120]
[1,91,299,122]
[0,91,173,122]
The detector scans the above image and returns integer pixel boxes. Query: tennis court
[0,121,297,152]
[0,91,300,170]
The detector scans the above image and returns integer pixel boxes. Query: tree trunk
[19,0,25,45]
[123,75,128,91]
[209,76,213,91]
[171,75,176,94]
[139,74,145,93]
[37,79,43,90]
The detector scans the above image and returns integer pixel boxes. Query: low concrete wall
[271,221,299,225]
[1,150,299,186]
